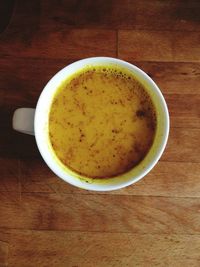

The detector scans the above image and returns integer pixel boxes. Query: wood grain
[118,30,200,62]
[165,94,200,128]
[0,157,19,192]
[133,61,200,95]
[163,128,200,163]
[0,239,8,267]
[0,0,116,59]
[0,231,9,267]
[0,29,116,59]
[5,230,200,267]
[1,192,200,234]
[1,0,200,266]
[3,0,200,33]
[19,160,200,198]
[40,0,200,31]
[165,92,200,129]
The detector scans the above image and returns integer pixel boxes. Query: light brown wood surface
[0,1,200,266]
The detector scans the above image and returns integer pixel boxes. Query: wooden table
[1,1,200,266]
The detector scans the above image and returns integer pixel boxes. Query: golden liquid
[49,66,156,178]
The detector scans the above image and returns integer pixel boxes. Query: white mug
[13,57,169,191]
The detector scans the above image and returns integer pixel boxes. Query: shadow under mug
[13,57,169,191]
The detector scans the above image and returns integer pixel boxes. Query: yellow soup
[49,66,156,178]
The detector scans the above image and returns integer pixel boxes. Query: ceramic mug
[13,57,169,191]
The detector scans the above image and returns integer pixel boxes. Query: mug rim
[34,57,170,191]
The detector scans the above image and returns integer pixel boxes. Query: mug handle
[12,108,35,135]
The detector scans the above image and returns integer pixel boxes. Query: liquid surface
[49,66,156,178]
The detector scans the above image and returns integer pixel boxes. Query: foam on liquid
[49,66,156,178]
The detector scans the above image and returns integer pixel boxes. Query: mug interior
[34,57,169,191]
